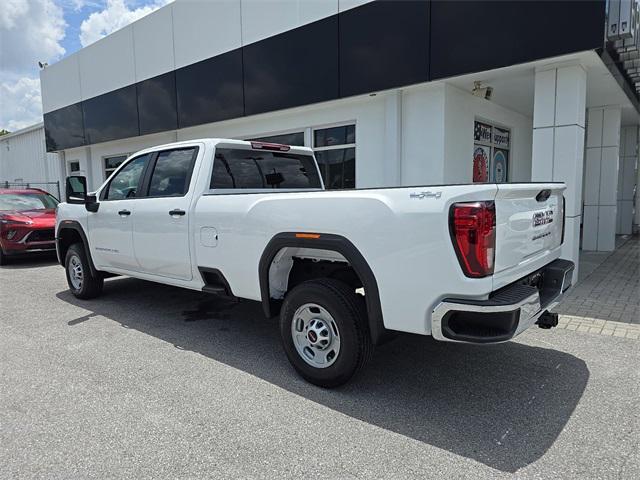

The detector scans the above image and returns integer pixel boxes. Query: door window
[147,148,198,197]
[104,154,149,200]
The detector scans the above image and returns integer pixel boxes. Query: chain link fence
[2,181,61,200]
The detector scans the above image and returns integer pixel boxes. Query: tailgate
[493,183,565,282]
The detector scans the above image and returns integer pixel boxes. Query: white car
[56,139,574,387]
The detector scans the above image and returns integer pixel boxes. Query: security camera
[472,81,493,100]
[38,61,48,69]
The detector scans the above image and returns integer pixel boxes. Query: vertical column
[583,106,621,251]
[532,64,586,283]
[384,90,402,187]
[618,125,638,235]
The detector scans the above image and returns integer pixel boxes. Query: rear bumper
[431,259,574,343]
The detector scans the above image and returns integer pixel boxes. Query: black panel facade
[43,0,611,152]
[176,49,244,129]
[430,0,606,80]
[244,16,339,116]
[340,1,430,97]
[137,71,178,136]
[43,103,85,151]
[82,85,139,145]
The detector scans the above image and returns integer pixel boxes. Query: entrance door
[89,154,149,270]
[132,147,199,280]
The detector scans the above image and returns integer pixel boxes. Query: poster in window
[473,121,492,145]
[492,127,510,149]
[473,145,490,183]
[492,149,508,182]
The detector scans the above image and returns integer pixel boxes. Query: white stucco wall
[67,80,535,193]
[443,84,533,184]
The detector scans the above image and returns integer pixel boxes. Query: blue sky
[0,0,171,131]
[61,2,96,57]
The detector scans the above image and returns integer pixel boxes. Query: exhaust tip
[537,310,559,329]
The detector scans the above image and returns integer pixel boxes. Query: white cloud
[0,76,43,131]
[0,0,66,73]
[0,0,66,131]
[79,0,172,47]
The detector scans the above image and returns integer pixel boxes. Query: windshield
[0,192,59,211]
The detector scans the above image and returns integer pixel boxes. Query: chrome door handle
[169,209,186,216]
[118,209,131,216]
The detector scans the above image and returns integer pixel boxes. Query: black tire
[0,248,8,266]
[65,243,103,299]
[280,278,374,388]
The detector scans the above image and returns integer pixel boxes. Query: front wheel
[65,243,103,299]
[279,278,373,388]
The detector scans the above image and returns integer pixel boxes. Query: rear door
[132,146,200,280]
[493,183,565,285]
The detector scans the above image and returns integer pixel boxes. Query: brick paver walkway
[555,235,640,339]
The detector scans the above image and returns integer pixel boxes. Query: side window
[104,154,128,180]
[313,124,356,189]
[148,148,197,197]
[210,148,322,189]
[104,154,149,200]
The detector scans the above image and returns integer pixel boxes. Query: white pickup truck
[56,139,574,387]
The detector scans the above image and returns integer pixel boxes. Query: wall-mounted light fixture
[472,81,493,100]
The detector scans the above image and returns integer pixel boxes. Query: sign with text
[492,127,510,149]
[473,121,492,145]
[473,120,511,183]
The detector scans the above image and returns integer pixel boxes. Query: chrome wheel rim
[68,254,83,290]
[291,303,340,369]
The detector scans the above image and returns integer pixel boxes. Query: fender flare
[258,232,386,344]
[56,220,99,277]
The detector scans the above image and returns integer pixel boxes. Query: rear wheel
[65,243,103,299]
[280,278,373,387]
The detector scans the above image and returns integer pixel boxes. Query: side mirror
[65,176,100,212]
[66,176,87,204]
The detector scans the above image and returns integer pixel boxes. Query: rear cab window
[210,148,322,190]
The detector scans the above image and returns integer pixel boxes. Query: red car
[0,188,59,264]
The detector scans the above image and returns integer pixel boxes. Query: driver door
[88,154,150,271]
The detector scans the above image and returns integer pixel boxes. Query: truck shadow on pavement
[57,277,589,473]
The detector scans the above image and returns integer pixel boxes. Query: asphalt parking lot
[1,255,639,479]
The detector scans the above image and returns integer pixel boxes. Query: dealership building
[37,0,640,278]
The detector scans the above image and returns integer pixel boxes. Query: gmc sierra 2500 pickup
[56,139,574,387]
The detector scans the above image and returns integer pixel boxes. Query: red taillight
[449,201,496,278]
[250,141,290,152]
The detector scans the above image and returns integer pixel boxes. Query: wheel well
[268,248,364,304]
[259,233,387,345]
[57,228,83,266]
